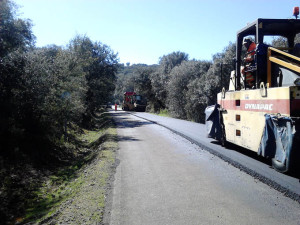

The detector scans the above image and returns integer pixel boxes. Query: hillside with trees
[3,0,300,223]
[115,43,236,122]
[114,35,300,123]
[0,0,118,222]
[1,0,118,154]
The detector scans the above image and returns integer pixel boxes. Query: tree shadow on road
[109,112,153,129]
[118,136,140,142]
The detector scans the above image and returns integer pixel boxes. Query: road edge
[131,112,300,204]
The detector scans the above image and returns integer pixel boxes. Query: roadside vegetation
[155,109,171,117]
[114,45,235,123]
[24,112,118,224]
[1,0,300,224]
[114,37,300,124]
[0,0,118,223]
[0,110,118,224]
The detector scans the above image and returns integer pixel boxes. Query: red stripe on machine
[218,99,290,114]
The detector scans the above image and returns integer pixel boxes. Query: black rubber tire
[220,134,226,147]
[219,110,227,147]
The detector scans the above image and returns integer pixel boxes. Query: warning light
[293,7,299,19]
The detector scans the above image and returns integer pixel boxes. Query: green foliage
[22,46,87,140]
[271,36,288,48]
[0,0,35,153]
[167,60,211,119]
[113,64,157,106]
[22,115,117,224]
[152,51,189,108]
[159,51,189,74]
[0,0,35,57]
[69,35,118,122]
[156,109,170,117]
[115,46,235,122]
[0,1,119,157]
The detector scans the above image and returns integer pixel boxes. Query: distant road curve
[129,111,300,203]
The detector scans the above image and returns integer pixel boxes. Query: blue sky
[14,0,299,65]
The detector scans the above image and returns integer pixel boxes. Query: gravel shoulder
[38,127,118,225]
[4,112,120,225]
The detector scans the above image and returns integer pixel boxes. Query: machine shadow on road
[210,140,300,179]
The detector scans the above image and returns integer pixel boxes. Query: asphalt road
[104,111,300,225]
[132,111,300,199]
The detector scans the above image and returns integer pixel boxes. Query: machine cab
[231,19,300,92]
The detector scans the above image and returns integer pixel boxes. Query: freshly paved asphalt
[131,111,300,199]
[105,111,300,225]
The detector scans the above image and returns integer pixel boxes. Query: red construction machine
[122,92,146,112]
